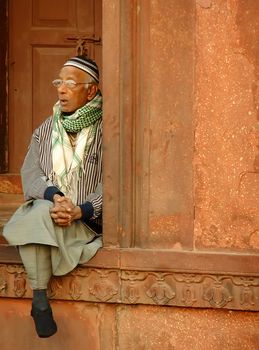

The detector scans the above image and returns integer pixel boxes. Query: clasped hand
[50,195,82,227]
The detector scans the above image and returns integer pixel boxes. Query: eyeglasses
[52,79,92,89]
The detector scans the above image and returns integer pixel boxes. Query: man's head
[53,56,99,113]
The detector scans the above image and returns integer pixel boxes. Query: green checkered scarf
[61,91,102,132]
[51,91,102,203]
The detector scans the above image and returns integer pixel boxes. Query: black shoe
[31,305,57,338]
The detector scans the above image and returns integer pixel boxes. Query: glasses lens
[65,80,77,89]
[52,79,62,88]
[52,79,78,88]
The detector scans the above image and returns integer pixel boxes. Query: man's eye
[66,80,76,87]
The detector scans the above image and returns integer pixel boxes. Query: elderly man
[3,55,103,338]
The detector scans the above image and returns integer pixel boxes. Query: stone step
[0,174,23,240]
[0,174,22,194]
[0,193,24,233]
[0,245,21,263]
[0,192,24,262]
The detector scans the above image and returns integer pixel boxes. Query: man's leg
[19,244,57,338]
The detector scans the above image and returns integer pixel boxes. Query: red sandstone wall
[195,0,259,252]
[1,1,259,350]
[1,298,259,349]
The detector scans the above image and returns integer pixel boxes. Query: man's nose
[57,82,68,93]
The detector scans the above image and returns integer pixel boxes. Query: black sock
[32,289,49,311]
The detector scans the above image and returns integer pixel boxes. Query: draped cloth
[51,91,102,204]
[3,199,102,276]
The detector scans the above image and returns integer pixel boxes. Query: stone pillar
[103,0,195,250]
[195,0,259,252]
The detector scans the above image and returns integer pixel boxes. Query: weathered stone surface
[0,175,22,194]
[146,0,195,249]
[117,305,259,350]
[195,0,259,251]
[1,298,259,350]
[0,299,116,350]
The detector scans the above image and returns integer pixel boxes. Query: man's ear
[87,84,98,100]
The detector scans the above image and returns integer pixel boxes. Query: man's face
[57,66,92,113]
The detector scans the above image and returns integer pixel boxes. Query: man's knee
[32,199,53,219]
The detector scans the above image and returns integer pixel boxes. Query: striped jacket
[21,116,102,225]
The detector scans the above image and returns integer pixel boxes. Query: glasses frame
[52,79,92,89]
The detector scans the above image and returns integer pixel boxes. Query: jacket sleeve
[21,135,51,200]
[79,183,102,221]
[79,120,103,222]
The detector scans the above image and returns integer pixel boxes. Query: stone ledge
[1,248,259,311]
[0,262,259,311]
[2,247,259,275]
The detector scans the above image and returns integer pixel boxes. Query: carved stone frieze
[203,280,233,308]
[48,277,62,298]
[69,275,83,300]
[0,265,7,295]
[89,269,119,302]
[239,286,255,309]
[174,273,203,307]
[121,271,147,304]
[181,284,197,307]
[146,279,176,305]
[1,263,259,311]
[13,273,27,298]
[145,273,176,305]
[6,265,27,297]
[0,276,7,296]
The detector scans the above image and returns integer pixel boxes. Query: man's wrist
[74,206,82,220]
[78,202,94,221]
[53,193,62,202]
[44,186,64,202]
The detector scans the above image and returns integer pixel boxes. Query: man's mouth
[60,99,68,106]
